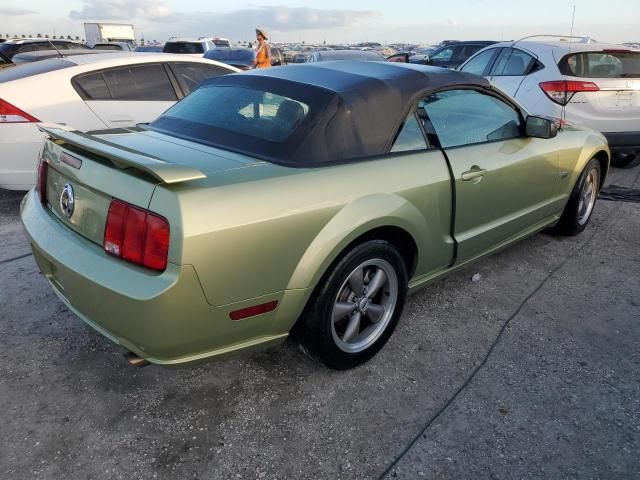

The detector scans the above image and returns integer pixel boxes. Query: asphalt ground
[0,164,638,479]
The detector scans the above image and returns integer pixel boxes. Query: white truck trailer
[84,23,135,47]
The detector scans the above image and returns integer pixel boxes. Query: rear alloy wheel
[331,259,399,354]
[296,240,408,369]
[553,158,601,235]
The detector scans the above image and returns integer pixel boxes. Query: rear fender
[285,193,428,292]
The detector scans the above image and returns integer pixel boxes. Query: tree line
[0,34,85,42]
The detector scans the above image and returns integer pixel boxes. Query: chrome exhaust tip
[124,351,149,368]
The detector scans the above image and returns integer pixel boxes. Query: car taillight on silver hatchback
[103,199,170,272]
[539,80,600,106]
[0,98,39,123]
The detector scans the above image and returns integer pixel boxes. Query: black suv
[0,39,89,61]
[411,41,498,69]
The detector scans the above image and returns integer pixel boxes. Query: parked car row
[0,38,135,65]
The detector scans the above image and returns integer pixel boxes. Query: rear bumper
[21,190,308,366]
[601,132,640,153]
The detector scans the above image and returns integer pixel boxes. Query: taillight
[539,80,600,105]
[104,199,170,272]
[36,159,48,204]
[0,98,39,123]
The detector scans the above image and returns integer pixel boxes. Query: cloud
[5,8,36,16]
[66,2,377,35]
[209,6,380,31]
[69,0,175,23]
[164,6,379,40]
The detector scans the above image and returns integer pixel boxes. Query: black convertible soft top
[149,61,490,166]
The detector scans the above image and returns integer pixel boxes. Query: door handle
[461,166,487,182]
[108,115,135,124]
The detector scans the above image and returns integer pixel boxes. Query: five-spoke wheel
[553,157,602,235]
[295,240,408,369]
[331,259,398,353]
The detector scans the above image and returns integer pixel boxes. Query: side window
[460,48,499,76]
[169,62,230,95]
[491,48,536,76]
[431,47,454,62]
[102,64,177,101]
[391,113,428,153]
[420,89,522,149]
[74,64,177,101]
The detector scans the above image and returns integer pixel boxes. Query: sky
[2,0,639,44]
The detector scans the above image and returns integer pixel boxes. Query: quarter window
[420,89,522,149]
[74,72,110,99]
[391,114,428,153]
[169,62,230,96]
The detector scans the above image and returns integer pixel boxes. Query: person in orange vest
[254,28,271,69]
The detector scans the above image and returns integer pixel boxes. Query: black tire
[552,158,601,236]
[294,240,408,370]
[611,152,640,169]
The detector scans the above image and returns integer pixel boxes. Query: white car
[459,36,640,166]
[162,37,216,56]
[0,53,238,190]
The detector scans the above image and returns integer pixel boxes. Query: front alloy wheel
[577,166,599,226]
[553,157,602,235]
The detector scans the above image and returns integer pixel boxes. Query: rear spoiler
[38,125,207,184]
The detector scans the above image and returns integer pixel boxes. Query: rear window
[151,85,310,143]
[205,49,254,62]
[94,44,122,51]
[318,51,384,61]
[0,58,74,82]
[163,42,204,54]
[559,51,640,78]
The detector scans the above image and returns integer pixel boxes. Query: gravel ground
[0,164,638,479]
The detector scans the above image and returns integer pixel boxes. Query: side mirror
[422,55,431,65]
[526,115,558,139]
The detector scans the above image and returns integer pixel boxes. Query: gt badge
[60,183,75,218]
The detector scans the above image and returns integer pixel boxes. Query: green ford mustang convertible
[21,62,609,369]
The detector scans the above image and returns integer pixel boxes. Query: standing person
[254,28,271,69]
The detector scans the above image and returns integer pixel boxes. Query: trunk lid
[39,125,255,248]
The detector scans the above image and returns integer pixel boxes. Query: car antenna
[561,5,577,129]
[46,38,65,59]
